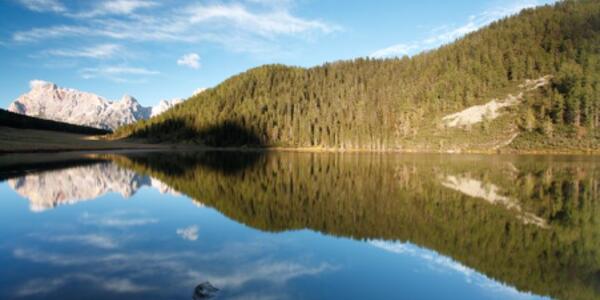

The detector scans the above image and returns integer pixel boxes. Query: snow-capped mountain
[7,80,188,130]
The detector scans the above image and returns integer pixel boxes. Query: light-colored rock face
[442,76,551,128]
[8,163,179,212]
[7,80,189,130]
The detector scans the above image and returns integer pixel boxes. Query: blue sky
[0,0,557,107]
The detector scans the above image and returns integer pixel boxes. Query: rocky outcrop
[442,76,551,128]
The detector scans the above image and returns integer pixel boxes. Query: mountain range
[7,80,190,130]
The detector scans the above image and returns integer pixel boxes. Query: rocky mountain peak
[119,95,139,104]
[7,80,195,131]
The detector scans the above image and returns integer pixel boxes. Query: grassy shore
[2,125,599,156]
[0,126,164,153]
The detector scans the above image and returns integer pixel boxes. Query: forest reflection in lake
[0,151,599,300]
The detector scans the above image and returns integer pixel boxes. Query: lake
[0,151,598,300]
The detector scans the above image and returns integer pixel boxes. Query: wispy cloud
[43,43,122,59]
[80,211,160,226]
[184,2,337,37]
[16,274,153,296]
[18,0,66,13]
[91,0,158,16]
[12,241,335,298]
[7,0,339,83]
[370,44,417,59]
[68,0,159,18]
[80,66,160,82]
[13,25,93,42]
[204,260,334,288]
[42,234,118,249]
[11,1,339,52]
[371,1,550,58]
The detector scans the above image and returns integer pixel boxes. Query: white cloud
[371,0,551,58]
[16,274,153,296]
[80,66,160,82]
[70,0,159,18]
[370,43,416,59]
[205,261,334,288]
[16,277,68,296]
[43,234,118,249]
[193,87,207,96]
[29,79,52,89]
[94,216,159,226]
[101,278,153,293]
[13,25,93,42]
[44,44,122,59]
[177,53,200,69]
[176,225,199,241]
[12,243,335,298]
[80,211,160,226]
[184,3,337,37]
[246,0,294,9]
[95,0,157,15]
[18,0,66,13]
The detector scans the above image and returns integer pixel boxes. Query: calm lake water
[0,151,598,300]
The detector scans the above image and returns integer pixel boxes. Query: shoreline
[2,144,600,156]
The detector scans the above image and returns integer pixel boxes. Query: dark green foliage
[131,119,266,147]
[0,109,111,135]
[116,0,600,150]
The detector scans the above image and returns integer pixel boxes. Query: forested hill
[115,0,600,152]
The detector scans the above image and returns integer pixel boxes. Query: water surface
[0,151,598,300]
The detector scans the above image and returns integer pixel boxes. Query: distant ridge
[0,108,110,135]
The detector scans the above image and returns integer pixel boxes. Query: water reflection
[1,151,599,299]
[440,174,548,227]
[8,162,178,212]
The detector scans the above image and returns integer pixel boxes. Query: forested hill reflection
[110,152,600,300]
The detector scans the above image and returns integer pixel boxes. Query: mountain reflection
[8,162,179,212]
[5,151,600,300]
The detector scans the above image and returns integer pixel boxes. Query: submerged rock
[193,282,219,299]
